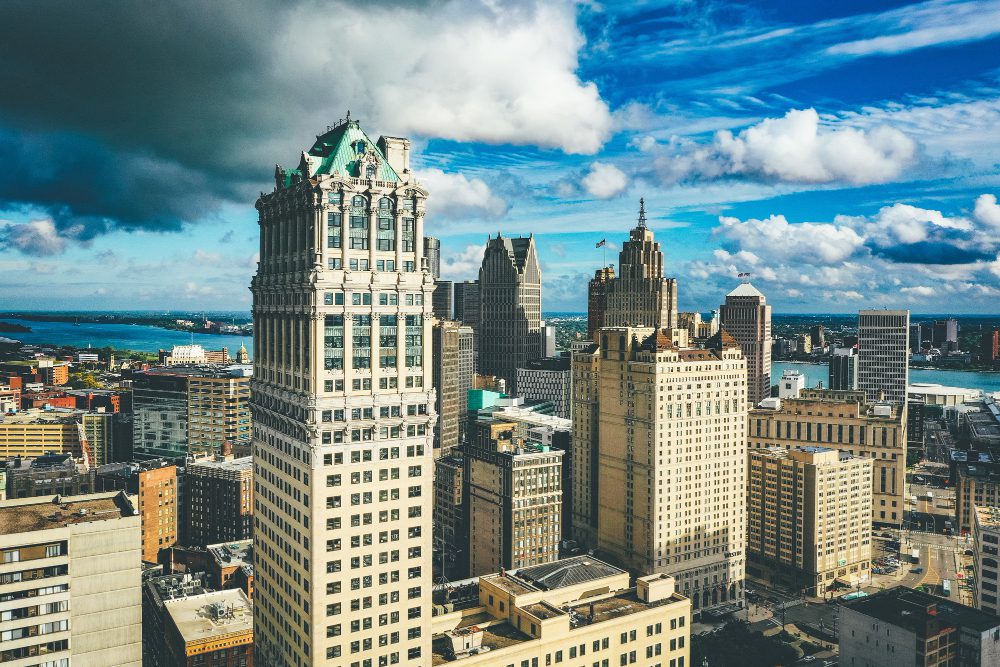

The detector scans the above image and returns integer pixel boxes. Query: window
[328,212,342,248]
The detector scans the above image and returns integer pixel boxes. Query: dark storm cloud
[869,240,994,265]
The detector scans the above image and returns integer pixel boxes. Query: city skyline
[0,1,999,313]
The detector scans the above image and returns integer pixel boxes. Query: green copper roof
[304,120,400,183]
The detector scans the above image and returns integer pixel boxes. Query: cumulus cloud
[440,243,487,281]
[654,108,916,186]
[717,214,865,264]
[901,285,935,297]
[0,0,609,250]
[419,169,509,221]
[975,194,1000,228]
[2,219,69,256]
[581,162,629,199]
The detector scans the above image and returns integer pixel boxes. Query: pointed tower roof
[637,197,647,228]
[281,118,401,186]
[726,282,765,298]
[706,327,740,350]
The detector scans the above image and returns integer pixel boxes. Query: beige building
[858,309,910,407]
[431,556,691,667]
[432,320,461,456]
[720,282,772,408]
[582,328,748,614]
[974,505,1000,615]
[747,446,873,592]
[466,420,563,577]
[163,588,254,666]
[251,120,435,666]
[570,343,601,548]
[750,389,907,526]
[0,491,142,666]
[0,409,85,459]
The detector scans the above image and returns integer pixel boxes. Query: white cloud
[711,109,916,184]
[581,162,628,199]
[717,214,865,265]
[901,285,935,297]
[857,202,972,247]
[283,1,611,154]
[440,243,487,281]
[419,169,508,220]
[2,219,67,256]
[974,194,1000,228]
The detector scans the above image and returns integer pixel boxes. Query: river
[773,361,1000,395]
[0,318,250,358]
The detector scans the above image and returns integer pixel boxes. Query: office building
[747,446,873,591]
[432,320,461,455]
[777,369,805,399]
[589,328,747,614]
[433,453,466,581]
[750,389,907,526]
[465,419,563,576]
[983,329,1000,363]
[164,588,254,666]
[570,342,601,547]
[453,280,479,331]
[251,120,434,666]
[432,279,453,320]
[933,318,959,347]
[423,236,441,280]
[953,450,1000,533]
[0,408,87,459]
[720,282,772,407]
[186,454,253,547]
[587,266,615,341]
[910,323,924,352]
[430,557,691,667]
[515,356,572,420]
[810,324,826,349]
[457,325,476,444]
[477,234,542,392]
[974,505,1000,615]
[0,491,142,666]
[132,365,252,459]
[858,309,910,406]
[600,199,678,332]
[540,320,557,358]
[839,587,1000,666]
[828,347,859,391]
[2,453,96,499]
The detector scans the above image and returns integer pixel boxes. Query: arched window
[351,195,367,209]
[379,197,393,211]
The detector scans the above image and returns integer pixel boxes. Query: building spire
[638,197,647,228]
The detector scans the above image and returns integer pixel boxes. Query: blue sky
[1,0,999,313]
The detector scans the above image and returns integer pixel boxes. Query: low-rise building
[839,587,1000,666]
[431,556,691,666]
[777,369,806,398]
[163,588,254,666]
[974,505,1000,615]
[206,540,254,598]
[515,355,572,420]
[0,491,142,666]
[747,446,872,592]
[143,571,211,667]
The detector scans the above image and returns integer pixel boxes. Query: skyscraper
[828,347,858,390]
[456,325,476,444]
[858,309,910,406]
[251,120,434,666]
[432,279,453,319]
[601,199,678,331]
[477,234,542,392]
[432,320,460,455]
[720,281,772,407]
[452,280,479,331]
[587,266,614,342]
[423,236,441,279]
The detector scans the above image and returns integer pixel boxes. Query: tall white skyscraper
[720,281,772,407]
[251,119,435,666]
[858,309,910,406]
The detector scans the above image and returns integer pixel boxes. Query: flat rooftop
[164,589,253,645]
[0,492,133,536]
[568,589,686,626]
[208,540,252,569]
[432,622,531,666]
[844,587,1000,634]
[975,505,1000,529]
[189,456,252,473]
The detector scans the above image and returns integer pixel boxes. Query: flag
[596,239,606,248]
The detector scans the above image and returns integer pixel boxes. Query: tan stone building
[164,588,254,666]
[747,446,873,592]
[0,491,142,666]
[432,319,461,456]
[0,409,85,459]
[749,389,907,526]
[431,556,691,667]
[583,328,748,614]
[251,120,435,666]
[720,282,772,407]
[465,420,563,577]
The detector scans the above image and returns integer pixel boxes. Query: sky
[1,0,1000,313]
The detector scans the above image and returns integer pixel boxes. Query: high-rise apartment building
[251,120,435,666]
[95,459,179,564]
[465,419,563,577]
[132,365,252,459]
[432,320,461,455]
[186,454,253,547]
[720,281,772,407]
[477,234,542,392]
[750,389,907,526]
[515,356,572,420]
[828,347,859,390]
[0,491,142,666]
[587,266,614,341]
[590,328,748,613]
[423,236,441,280]
[747,446,873,591]
[858,309,910,406]
[599,200,678,332]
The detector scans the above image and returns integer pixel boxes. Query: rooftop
[137,365,251,380]
[843,587,1000,635]
[432,622,530,666]
[513,556,624,591]
[164,589,253,645]
[518,356,571,372]
[726,282,765,299]
[189,456,253,473]
[208,540,253,571]
[975,505,1000,529]
[0,492,134,535]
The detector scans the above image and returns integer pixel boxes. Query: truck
[911,548,920,563]
[942,580,952,596]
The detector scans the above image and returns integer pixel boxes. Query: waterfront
[773,361,1000,395]
[0,317,250,357]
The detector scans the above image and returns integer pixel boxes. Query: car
[912,568,923,574]
[802,657,816,662]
